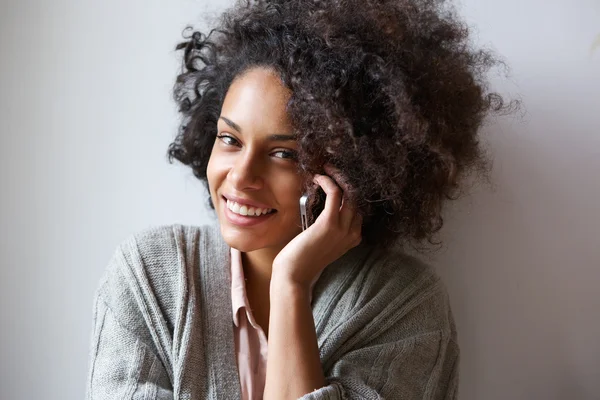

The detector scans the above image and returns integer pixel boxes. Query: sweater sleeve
[298,249,460,400]
[85,232,176,400]
[85,293,174,399]
[297,330,459,400]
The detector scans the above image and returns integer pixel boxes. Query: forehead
[220,67,292,132]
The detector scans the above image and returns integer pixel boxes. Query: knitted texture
[85,224,459,399]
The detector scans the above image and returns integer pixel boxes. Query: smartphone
[300,193,310,231]
[299,187,326,231]
[300,181,329,231]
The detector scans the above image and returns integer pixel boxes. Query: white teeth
[226,199,272,217]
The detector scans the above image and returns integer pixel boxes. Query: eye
[217,134,297,161]
[216,134,240,147]
[272,149,298,161]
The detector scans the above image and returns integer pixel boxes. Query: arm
[85,238,175,400]
[85,294,173,399]
[304,331,459,400]
[264,169,459,399]
[263,280,326,400]
[265,307,459,400]
[262,168,361,399]
[263,278,459,400]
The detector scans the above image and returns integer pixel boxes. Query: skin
[206,66,363,399]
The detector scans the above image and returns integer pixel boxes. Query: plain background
[1,0,598,399]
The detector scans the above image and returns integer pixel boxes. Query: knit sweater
[85,224,459,399]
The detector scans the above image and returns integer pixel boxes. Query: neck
[241,247,280,287]
[240,246,283,336]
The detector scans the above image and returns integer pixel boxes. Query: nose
[227,150,264,191]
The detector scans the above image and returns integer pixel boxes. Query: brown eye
[216,134,240,146]
[272,150,298,160]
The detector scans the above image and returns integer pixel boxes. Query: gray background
[1,0,599,399]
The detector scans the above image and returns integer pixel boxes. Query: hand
[271,164,363,291]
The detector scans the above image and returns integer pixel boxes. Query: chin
[219,224,299,254]
[219,225,265,252]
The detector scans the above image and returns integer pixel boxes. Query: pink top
[230,247,321,400]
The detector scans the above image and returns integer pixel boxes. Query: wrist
[269,273,311,301]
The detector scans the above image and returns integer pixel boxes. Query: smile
[222,196,277,227]
[226,198,275,216]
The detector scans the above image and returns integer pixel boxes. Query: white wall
[0,1,598,399]
[431,1,600,399]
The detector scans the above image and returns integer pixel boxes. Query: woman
[86,0,512,398]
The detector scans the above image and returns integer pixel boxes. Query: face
[206,67,306,253]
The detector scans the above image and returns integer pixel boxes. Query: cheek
[275,178,304,212]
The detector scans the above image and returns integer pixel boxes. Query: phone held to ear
[300,193,310,231]
[300,185,327,231]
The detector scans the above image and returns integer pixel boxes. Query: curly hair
[167,0,517,251]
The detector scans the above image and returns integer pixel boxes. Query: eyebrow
[219,116,296,142]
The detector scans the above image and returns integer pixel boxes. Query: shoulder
[99,224,208,288]
[109,223,222,274]
[319,244,457,343]
[121,223,213,256]
[369,246,456,335]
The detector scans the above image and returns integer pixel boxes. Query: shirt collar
[230,247,249,327]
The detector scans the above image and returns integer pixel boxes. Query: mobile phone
[300,193,310,231]
[300,186,327,231]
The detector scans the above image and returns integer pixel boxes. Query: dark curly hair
[167,0,517,251]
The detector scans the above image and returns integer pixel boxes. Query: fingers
[322,164,355,229]
[312,174,343,224]
[338,193,357,230]
[313,164,362,245]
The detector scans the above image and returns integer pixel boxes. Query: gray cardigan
[85,224,459,399]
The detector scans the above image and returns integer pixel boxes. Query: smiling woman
[85,0,517,399]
